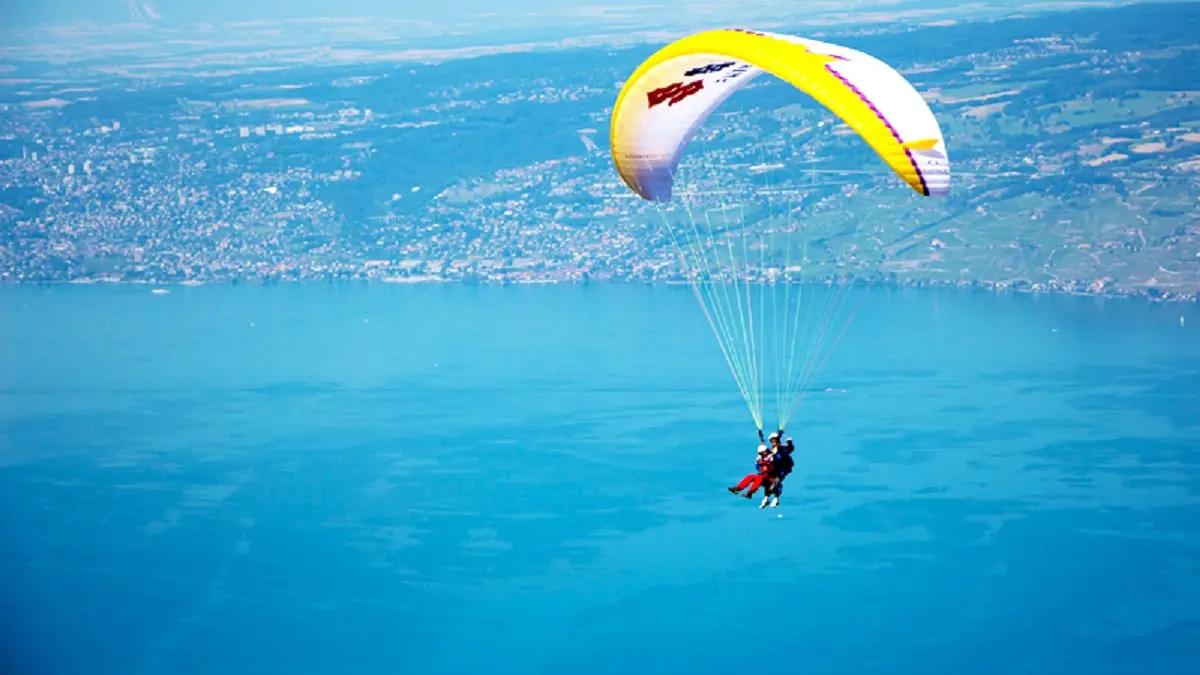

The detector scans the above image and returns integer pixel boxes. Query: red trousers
[734,473,768,495]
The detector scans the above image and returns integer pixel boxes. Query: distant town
[1,2,1197,302]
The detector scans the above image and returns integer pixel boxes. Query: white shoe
[760,497,769,509]
[770,497,779,508]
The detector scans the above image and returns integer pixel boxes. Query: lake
[1,282,1197,675]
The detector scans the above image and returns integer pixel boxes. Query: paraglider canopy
[610,28,950,202]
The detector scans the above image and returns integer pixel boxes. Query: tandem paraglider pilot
[728,430,796,508]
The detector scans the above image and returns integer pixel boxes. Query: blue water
[2,283,1198,675]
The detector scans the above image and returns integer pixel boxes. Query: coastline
[6,275,1197,304]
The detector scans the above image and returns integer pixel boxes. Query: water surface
[1,283,1197,675]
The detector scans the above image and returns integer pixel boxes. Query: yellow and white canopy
[610,28,950,201]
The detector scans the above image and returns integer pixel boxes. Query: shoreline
[4,275,1197,304]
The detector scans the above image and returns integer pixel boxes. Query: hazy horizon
[1,0,1163,36]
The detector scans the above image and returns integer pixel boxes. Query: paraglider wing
[610,28,951,202]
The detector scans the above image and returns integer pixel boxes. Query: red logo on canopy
[647,80,704,108]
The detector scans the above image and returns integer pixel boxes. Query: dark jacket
[772,445,795,478]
